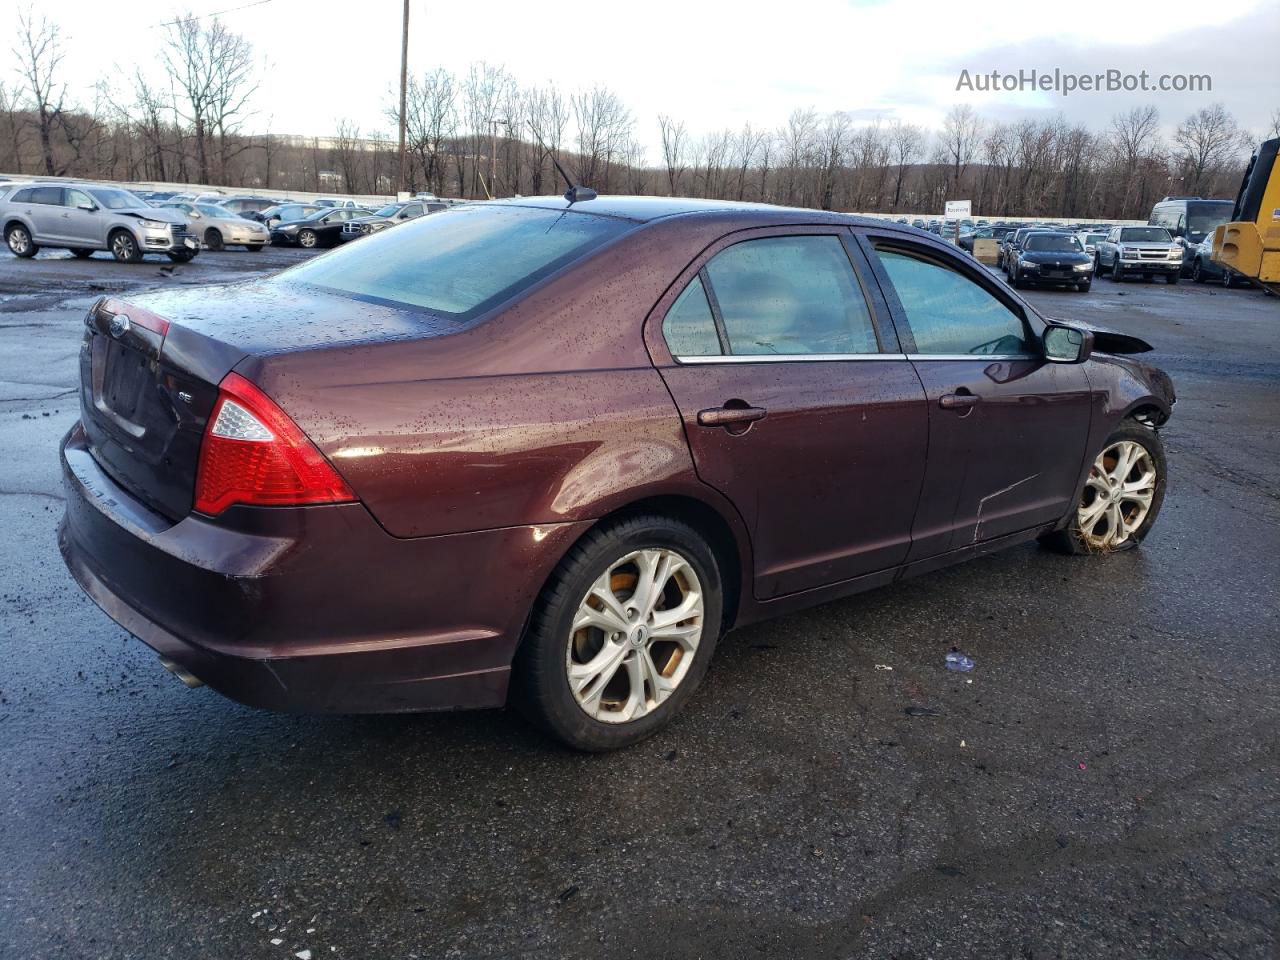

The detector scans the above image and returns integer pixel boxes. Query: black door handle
[939,392,980,410]
[697,405,767,428]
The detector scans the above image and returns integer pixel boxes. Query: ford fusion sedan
[58,196,1175,751]
[2,182,198,263]
[271,206,373,247]
[1006,231,1094,291]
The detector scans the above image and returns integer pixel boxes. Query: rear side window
[281,204,631,320]
[30,186,63,205]
[874,248,1031,356]
[662,275,721,356]
[704,236,879,356]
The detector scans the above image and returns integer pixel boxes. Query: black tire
[71,248,94,259]
[1040,421,1167,556]
[167,250,196,263]
[1111,262,1123,282]
[1077,281,1091,292]
[204,228,224,251]
[1222,270,1235,288]
[512,514,724,752]
[1192,260,1205,283]
[109,229,142,263]
[298,229,318,249]
[1166,274,1179,285]
[244,244,264,253]
[5,223,38,258]
[1010,272,1023,289]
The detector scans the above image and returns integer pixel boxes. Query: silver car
[1,182,199,263]
[160,201,269,252]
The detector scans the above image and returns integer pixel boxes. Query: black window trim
[854,229,1044,360]
[663,227,902,365]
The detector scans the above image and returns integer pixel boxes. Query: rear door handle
[939,393,980,410]
[697,405,767,428]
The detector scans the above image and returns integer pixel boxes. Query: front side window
[282,204,632,319]
[66,189,94,209]
[703,236,879,356]
[874,247,1031,356]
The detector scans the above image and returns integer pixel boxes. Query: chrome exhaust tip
[158,656,205,689]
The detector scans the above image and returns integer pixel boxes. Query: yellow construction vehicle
[1211,137,1280,293]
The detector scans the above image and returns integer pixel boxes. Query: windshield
[197,204,231,217]
[89,188,149,210]
[1120,227,1172,242]
[1025,235,1083,252]
[374,205,401,217]
[1185,201,1234,237]
[280,204,632,320]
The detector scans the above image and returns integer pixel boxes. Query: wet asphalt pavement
[1,245,1277,960]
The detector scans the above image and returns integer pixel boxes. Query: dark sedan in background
[58,197,1174,752]
[270,206,373,247]
[252,202,325,229]
[1006,231,1094,291]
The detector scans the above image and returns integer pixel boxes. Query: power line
[150,0,278,30]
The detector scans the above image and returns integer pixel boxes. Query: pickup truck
[1094,226,1183,284]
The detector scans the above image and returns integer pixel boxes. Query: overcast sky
[7,0,1279,152]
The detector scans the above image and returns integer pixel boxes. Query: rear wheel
[71,248,94,259]
[1192,260,1205,283]
[109,229,142,263]
[514,515,723,751]
[6,223,37,258]
[1041,422,1166,555]
[204,228,224,251]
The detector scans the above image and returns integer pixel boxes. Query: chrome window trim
[673,353,909,364]
[906,353,1041,361]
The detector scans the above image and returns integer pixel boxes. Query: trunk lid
[78,280,459,521]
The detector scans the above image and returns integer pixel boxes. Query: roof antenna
[526,120,597,204]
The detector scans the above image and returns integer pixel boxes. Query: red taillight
[193,372,355,516]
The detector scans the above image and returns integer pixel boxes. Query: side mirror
[77,203,98,212]
[1043,325,1093,364]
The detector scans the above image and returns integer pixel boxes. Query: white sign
[944,200,972,219]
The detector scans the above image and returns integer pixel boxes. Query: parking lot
[1,246,1277,959]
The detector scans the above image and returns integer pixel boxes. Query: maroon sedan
[59,197,1174,750]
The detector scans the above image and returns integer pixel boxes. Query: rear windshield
[279,204,632,320]
[1120,227,1172,242]
[1025,234,1083,252]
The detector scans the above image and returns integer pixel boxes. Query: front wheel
[1192,260,1205,283]
[297,229,317,248]
[6,224,38,258]
[1077,281,1091,292]
[109,229,142,263]
[1041,422,1166,555]
[1111,263,1124,282]
[513,515,723,751]
[167,250,195,263]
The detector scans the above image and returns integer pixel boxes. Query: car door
[61,188,102,246]
[647,227,929,599]
[855,233,1092,559]
[24,186,69,243]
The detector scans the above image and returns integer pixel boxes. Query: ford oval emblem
[109,314,130,338]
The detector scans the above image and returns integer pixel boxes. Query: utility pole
[397,0,410,195]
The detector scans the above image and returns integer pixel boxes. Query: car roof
[477,194,881,227]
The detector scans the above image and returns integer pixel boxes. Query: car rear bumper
[58,422,590,714]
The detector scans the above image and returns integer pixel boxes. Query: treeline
[5,9,1278,217]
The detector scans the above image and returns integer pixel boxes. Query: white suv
[1,182,200,263]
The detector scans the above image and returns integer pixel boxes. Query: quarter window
[874,248,1031,356]
[662,274,721,357]
[704,236,878,356]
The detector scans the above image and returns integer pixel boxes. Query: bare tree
[402,67,456,194]
[1108,106,1161,214]
[658,114,687,195]
[1269,108,1280,141]
[13,8,68,175]
[941,104,981,192]
[1174,103,1244,195]
[888,120,923,210]
[163,14,257,184]
[571,86,632,189]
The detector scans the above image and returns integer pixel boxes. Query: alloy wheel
[1076,440,1158,550]
[8,227,30,255]
[566,547,704,724]
[299,230,317,248]
[112,233,135,260]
